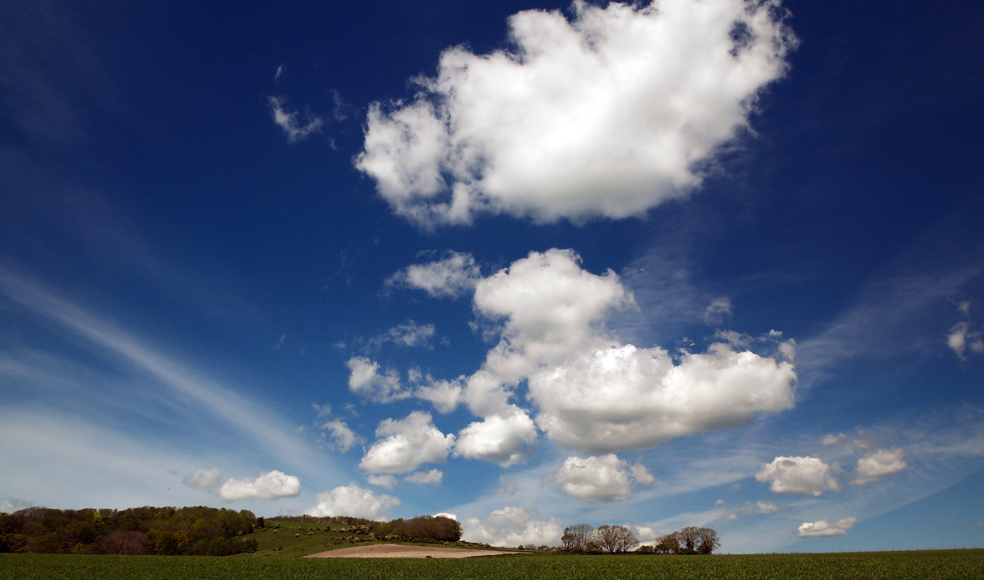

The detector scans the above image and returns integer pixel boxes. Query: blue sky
[1,0,982,553]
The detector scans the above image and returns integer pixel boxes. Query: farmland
[1,549,982,580]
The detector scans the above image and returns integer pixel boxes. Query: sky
[1,0,983,554]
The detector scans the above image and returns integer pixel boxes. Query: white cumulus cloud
[948,322,984,360]
[797,517,857,538]
[367,474,398,490]
[754,501,781,514]
[386,251,482,298]
[404,469,444,485]
[0,498,32,513]
[356,0,796,227]
[321,419,361,453]
[347,356,410,403]
[531,341,796,453]
[550,454,654,502]
[755,456,840,496]
[310,484,400,520]
[474,249,635,385]
[397,248,796,456]
[414,377,464,414]
[820,433,847,446]
[462,507,563,547]
[454,407,538,468]
[851,448,907,485]
[217,470,301,501]
[183,468,223,492]
[359,411,455,474]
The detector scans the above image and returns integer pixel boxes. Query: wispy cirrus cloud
[0,266,322,472]
[268,95,323,143]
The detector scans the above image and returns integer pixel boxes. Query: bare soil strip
[304,544,518,559]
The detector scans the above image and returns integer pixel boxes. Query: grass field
[247,518,496,557]
[1,549,982,579]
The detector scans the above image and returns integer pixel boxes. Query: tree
[561,523,593,552]
[590,525,638,554]
[696,527,720,554]
[654,532,680,554]
[678,526,701,554]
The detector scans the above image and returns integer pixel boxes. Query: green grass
[2,550,983,580]
[249,519,490,557]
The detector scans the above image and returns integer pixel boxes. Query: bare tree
[590,525,639,554]
[562,523,594,552]
[696,527,720,554]
[678,526,701,554]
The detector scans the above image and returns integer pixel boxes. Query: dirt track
[304,544,518,559]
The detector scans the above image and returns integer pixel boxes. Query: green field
[2,549,982,580]
[246,518,493,557]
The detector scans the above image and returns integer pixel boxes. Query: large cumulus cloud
[356,0,796,227]
[530,341,796,452]
[399,249,797,457]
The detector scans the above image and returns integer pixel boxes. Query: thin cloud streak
[0,266,321,472]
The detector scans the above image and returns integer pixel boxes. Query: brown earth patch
[304,544,519,559]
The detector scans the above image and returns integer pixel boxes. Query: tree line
[270,513,462,543]
[561,524,720,554]
[0,506,259,555]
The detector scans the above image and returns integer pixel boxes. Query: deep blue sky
[1,0,982,552]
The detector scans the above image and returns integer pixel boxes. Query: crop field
[2,549,982,580]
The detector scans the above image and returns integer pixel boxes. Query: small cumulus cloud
[404,469,443,486]
[549,454,654,502]
[797,517,857,538]
[414,377,464,414]
[435,512,457,521]
[347,357,411,403]
[268,96,324,143]
[820,433,847,446]
[851,448,907,485]
[630,525,660,543]
[754,501,781,514]
[217,470,302,501]
[948,322,984,360]
[0,498,32,513]
[321,419,361,453]
[386,251,482,298]
[310,484,400,520]
[462,507,562,547]
[454,408,538,467]
[755,456,840,496]
[367,474,397,490]
[359,411,454,474]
